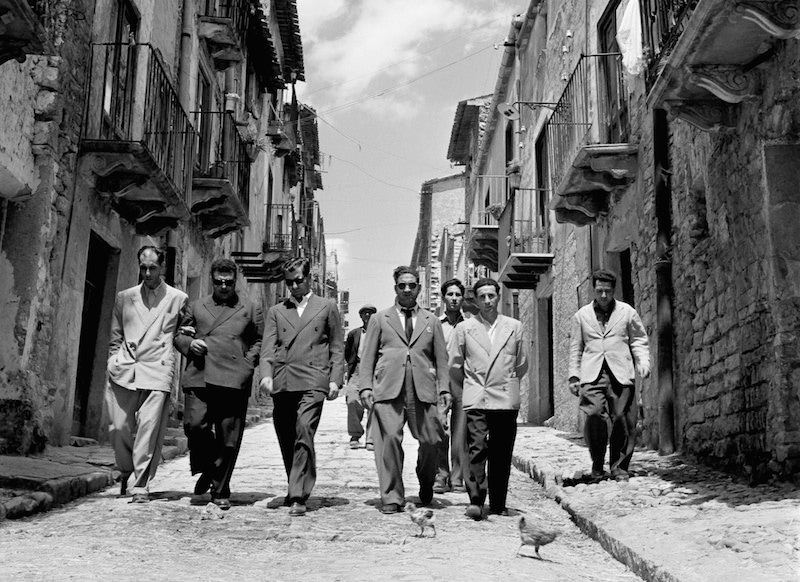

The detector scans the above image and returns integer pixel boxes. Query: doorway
[73,233,117,438]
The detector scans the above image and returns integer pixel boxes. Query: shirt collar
[141,280,165,297]
[290,291,313,307]
[395,301,418,314]
[441,312,464,326]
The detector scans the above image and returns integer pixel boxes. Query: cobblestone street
[0,399,642,581]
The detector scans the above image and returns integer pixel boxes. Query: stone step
[69,436,98,447]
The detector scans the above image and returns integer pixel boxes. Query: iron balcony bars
[193,110,251,214]
[544,52,629,194]
[83,42,196,202]
[639,0,699,90]
[264,203,294,252]
[498,188,551,257]
[200,0,251,45]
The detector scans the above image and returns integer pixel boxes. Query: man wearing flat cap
[344,304,377,450]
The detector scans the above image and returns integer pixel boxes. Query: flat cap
[359,304,377,314]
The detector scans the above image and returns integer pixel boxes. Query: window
[598,1,630,142]
[196,72,213,171]
[101,0,138,139]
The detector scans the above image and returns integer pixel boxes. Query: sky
[295,0,526,329]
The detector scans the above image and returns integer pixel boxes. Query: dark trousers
[465,409,518,511]
[435,390,466,486]
[272,389,326,504]
[371,365,442,505]
[183,386,249,499]
[579,366,637,473]
[346,372,373,443]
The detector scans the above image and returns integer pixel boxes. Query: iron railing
[83,43,196,202]
[640,0,698,90]
[193,111,251,213]
[200,0,250,45]
[544,53,628,194]
[498,189,550,268]
[263,203,295,252]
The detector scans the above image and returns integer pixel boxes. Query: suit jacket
[174,294,264,389]
[344,327,365,378]
[359,304,449,404]
[568,300,650,386]
[260,294,345,394]
[449,314,528,411]
[107,282,188,392]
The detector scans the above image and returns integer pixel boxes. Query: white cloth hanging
[617,0,645,77]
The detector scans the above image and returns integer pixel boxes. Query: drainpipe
[653,108,675,454]
[179,0,193,110]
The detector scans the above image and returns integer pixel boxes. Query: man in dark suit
[259,257,345,516]
[359,266,451,514]
[174,258,263,510]
[344,304,377,450]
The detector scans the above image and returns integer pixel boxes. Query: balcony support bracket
[687,65,761,103]
[664,99,737,132]
[734,0,800,39]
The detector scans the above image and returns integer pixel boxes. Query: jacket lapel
[409,310,429,345]
[586,304,604,335]
[131,286,149,325]
[604,303,624,335]
[467,320,492,356]
[137,285,170,341]
[385,309,407,343]
[202,296,244,336]
[487,316,513,371]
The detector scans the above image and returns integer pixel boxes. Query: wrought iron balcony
[497,189,554,290]
[198,0,250,69]
[262,203,295,254]
[0,0,46,66]
[191,111,251,237]
[80,43,196,234]
[545,53,638,227]
[468,210,499,272]
[642,0,800,130]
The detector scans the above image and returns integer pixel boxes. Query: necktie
[402,308,414,341]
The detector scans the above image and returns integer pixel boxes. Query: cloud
[296,0,520,111]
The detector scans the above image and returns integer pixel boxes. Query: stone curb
[512,453,681,582]
[0,409,272,524]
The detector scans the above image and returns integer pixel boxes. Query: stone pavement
[1,397,798,582]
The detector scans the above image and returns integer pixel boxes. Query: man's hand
[568,376,581,396]
[636,363,651,379]
[189,339,208,356]
[360,389,374,410]
[438,392,452,414]
[259,376,274,398]
[326,382,340,401]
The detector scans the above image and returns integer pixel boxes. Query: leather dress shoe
[465,504,483,520]
[288,502,307,516]
[432,478,450,494]
[130,493,149,504]
[380,503,401,514]
[611,468,630,481]
[418,484,433,506]
[451,481,466,493]
[194,473,213,495]
[213,498,231,510]
[488,506,509,516]
[365,442,374,451]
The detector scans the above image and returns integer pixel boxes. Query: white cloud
[296,0,522,111]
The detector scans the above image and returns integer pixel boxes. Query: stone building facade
[0,0,330,454]
[442,0,800,482]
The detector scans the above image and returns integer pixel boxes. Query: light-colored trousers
[106,380,170,495]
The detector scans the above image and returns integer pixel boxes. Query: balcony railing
[640,0,699,91]
[544,53,629,194]
[200,0,250,43]
[83,43,195,203]
[263,203,295,253]
[194,111,250,213]
[497,188,554,289]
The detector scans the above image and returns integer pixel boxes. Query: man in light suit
[359,266,451,514]
[174,258,263,510]
[344,304,377,450]
[569,269,650,482]
[106,245,188,503]
[449,277,528,520]
[259,257,345,517]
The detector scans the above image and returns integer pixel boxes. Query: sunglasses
[287,276,306,286]
[396,282,418,290]
[212,278,234,287]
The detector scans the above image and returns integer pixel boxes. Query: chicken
[516,515,559,558]
[404,501,436,537]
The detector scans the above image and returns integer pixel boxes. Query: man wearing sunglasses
[259,257,345,517]
[358,266,451,514]
[174,258,263,510]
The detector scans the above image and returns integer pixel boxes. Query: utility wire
[321,152,420,194]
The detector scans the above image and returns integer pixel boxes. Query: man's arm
[567,312,584,395]
[344,329,355,364]
[326,300,345,399]
[258,307,278,395]
[244,302,264,364]
[514,322,529,379]
[431,318,451,411]
[628,308,651,378]
[108,293,124,360]
[173,300,196,356]
[358,316,380,409]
